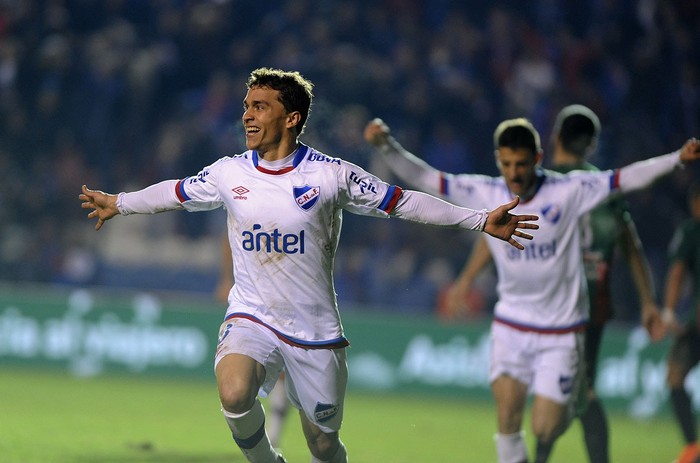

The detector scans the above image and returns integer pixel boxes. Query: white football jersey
[176,144,402,347]
[376,138,680,331]
[426,169,618,332]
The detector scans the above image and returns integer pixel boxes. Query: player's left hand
[484,196,539,250]
[444,282,471,319]
[679,137,700,164]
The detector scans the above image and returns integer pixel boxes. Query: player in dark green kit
[446,105,666,463]
[548,105,667,463]
[662,183,700,463]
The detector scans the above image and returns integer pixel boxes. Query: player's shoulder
[225,151,254,163]
[209,152,251,168]
[668,219,700,255]
[301,146,365,182]
[550,161,600,175]
[542,168,571,181]
[679,218,700,238]
[543,166,604,186]
[303,146,344,168]
[452,171,502,187]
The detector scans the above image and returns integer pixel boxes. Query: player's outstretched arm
[391,190,538,249]
[364,118,445,196]
[79,185,119,231]
[617,138,700,194]
[483,196,539,250]
[80,180,183,231]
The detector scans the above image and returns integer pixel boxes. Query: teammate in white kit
[364,117,700,463]
[79,68,539,463]
[443,105,666,463]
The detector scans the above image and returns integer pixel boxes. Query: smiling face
[242,85,300,159]
[495,146,542,198]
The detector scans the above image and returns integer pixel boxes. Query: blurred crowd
[0,0,699,321]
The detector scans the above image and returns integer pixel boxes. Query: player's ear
[287,111,301,129]
[534,150,544,167]
[494,149,502,169]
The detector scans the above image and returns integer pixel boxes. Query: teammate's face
[242,86,292,157]
[495,147,542,197]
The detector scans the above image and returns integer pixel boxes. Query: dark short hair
[493,118,541,155]
[247,67,314,135]
[552,104,601,158]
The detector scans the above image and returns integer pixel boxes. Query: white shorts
[489,322,584,405]
[215,317,348,433]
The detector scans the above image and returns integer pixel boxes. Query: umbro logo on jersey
[232,186,250,200]
[294,185,320,211]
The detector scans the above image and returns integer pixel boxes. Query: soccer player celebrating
[443,105,666,463]
[364,116,700,463]
[79,67,539,463]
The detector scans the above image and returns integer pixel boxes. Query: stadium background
[0,0,699,426]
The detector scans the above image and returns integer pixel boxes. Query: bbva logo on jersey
[294,185,320,211]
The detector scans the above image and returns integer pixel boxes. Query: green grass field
[0,367,682,462]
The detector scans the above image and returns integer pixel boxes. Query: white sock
[222,399,279,463]
[311,441,347,463]
[495,431,528,463]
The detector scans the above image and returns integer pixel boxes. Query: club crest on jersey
[294,185,320,211]
[541,203,562,224]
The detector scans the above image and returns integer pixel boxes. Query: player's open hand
[364,118,390,147]
[79,185,119,231]
[484,196,539,250]
[679,137,700,164]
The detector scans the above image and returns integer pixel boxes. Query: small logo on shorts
[218,323,233,345]
[314,402,339,423]
[559,375,573,395]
